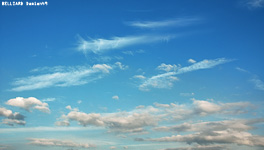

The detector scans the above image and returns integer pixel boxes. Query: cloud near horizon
[0,107,26,126]
[55,98,254,133]
[28,138,96,149]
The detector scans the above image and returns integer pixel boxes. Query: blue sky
[0,0,264,149]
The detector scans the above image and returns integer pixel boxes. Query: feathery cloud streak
[11,62,126,91]
[139,58,232,91]
[127,17,201,29]
[77,35,174,54]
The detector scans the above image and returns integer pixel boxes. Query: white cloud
[56,99,253,134]
[122,51,134,55]
[127,17,201,29]
[139,72,179,91]
[11,63,126,91]
[154,102,171,108]
[0,107,25,126]
[66,105,72,110]
[133,75,146,80]
[28,138,96,148]
[92,64,112,73]
[139,58,232,91]
[180,92,195,97]
[112,95,119,100]
[246,0,264,8]
[188,58,196,64]
[149,129,264,147]
[161,145,227,150]
[56,106,159,133]
[115,62,128,70]
[250,77,264,91]
[55,120,70,126]
[2,118,26,126]
[236,67,249,73]
[42,98,56,102]
[6,97,50,113]
[156,63,179,72]
[77,35,174,54]
[77,100,82,104]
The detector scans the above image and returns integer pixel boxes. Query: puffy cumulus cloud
[56,105,160,133]
[28,138,96,148]
[0,107,25,126]
[139,58,232,91]
[10,62,127,91]
[127,17,201,29]
[6,97,50,113]
[112,95,119,100]
[77,35,173,55]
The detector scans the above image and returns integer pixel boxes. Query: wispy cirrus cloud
[10,62,126,91]
[139,58,232,91]
[235,67,264,91]
[245,0,264,8]
[250,77,264,91]
[127,17,201,29]
[28,138,96,149]
[77,35,174,55]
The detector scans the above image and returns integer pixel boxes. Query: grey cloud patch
[0,107,25,126]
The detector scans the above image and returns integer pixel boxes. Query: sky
[0,0,264,149]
